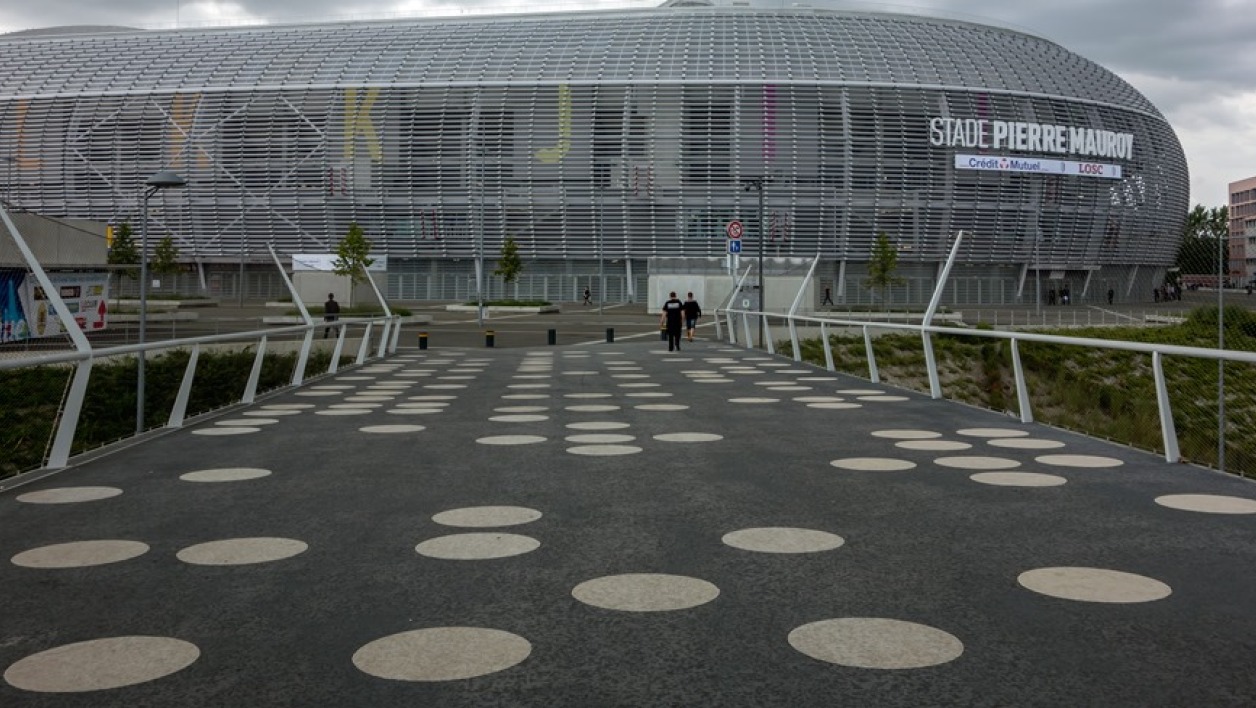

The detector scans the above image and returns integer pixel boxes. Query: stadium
[0,0,1188,306]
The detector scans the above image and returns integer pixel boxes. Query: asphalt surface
[3,338,1256,706]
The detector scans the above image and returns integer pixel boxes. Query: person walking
[323,292,341,338]
[582,286,592,306]
[1107,288,1114,305]
[821,287,834,306]
[682,291,702,343]
[660,291,684,351]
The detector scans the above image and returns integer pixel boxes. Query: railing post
[377,319,391,359]
[727,310,737,345]
[1152,351,1181,463]
[356,324,373,365]
[863,325,880,383]
[741,313,754,349]
[821,323,835,372]
[291,329,314,387]
[715,309,723,341]
[46,360,93,469]
[764,316,776,355]
[922,332,941,399]
[329,327,346,374]
[242,336,268,404]
[788,318,801,362]
[1011,339,1033,423]
[167,344,200,429]
[389,316,403,354]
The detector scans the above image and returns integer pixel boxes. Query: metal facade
[0,6,1188,302]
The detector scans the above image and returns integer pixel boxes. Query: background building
[0,2,1189,305]
[1230,176,1256,285]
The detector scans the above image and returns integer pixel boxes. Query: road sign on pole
[729,240,742,254]
[726,220,743,239]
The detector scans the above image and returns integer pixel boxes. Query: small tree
[332,223,375,303]
[152,236,181,291]
[107,221,140,305]
[866,231,905,309]
[494,236,523,288]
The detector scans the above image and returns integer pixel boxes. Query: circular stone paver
[988,438,1067,450]
[722,528,845,554]
[566,434,636,444]
[330,403,383,409]
[1017,567,1171,603]
[415,533,540,560]
[793,396,845,403]
[934,456,1021,470]
[360,425,426,434]
[16,487,122,504]
[11,540,150,569]
[572,573,720,612]
[1154,494,1256,514]
[295,390,340,397]
[409,395,456,401]
[653,432,723,443]
[476,435,547,446]
[244,410,300,417]
[424,384,466,390]
[788,618,964,670]
[634,404,690,411]
[836,389,883,395]
[767,386,812,392]
[830,458,916,471]
[566,422,630,431]
[872,430,942,440]
[507,383,551,389]
[970,472,1068,487]
[180,467,271,483]
[729,397,779,404]
[625,392,672,398]
[494,406,548,413]
[387,409,442,416]
[432,507,542,527]
[1035,454,1124,468]
[565,405,620,413]
[857,395,910,402]
[351,627,531,682]
[566,445,643,456]
[176,538,308,566]
[192,427,260,436]
[395,402,449,408]
[896,440,972,452]
[4,636,200,692]
[215,418,279,426]
[501,394,550,400]
[261,403,315,410]
[957,428,1031,438]
[807,403,863,410]
[488,415,549,423]
[315,409,371,416]
[564,393,612,399]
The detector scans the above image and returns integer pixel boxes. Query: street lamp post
[597,186,604,316]
[743,177,767,347]
[136,170,186,435]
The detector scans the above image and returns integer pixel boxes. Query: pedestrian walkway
[3,340,1256,706]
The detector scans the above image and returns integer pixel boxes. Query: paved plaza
[3,339,1256,706]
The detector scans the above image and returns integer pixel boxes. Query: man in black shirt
[660,291,684,351]
[323,293,341,338]
[682,292,702,343]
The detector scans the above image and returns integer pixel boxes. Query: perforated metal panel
[0,6,1188,303]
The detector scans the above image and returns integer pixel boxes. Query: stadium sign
[929,118,1134,160]
[954,154,1122,179]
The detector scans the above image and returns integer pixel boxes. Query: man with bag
[660,291,685,351]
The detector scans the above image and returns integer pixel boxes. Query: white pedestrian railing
[0,315,402,474]
[717,307,1256,471]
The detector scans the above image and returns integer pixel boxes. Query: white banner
[291,253,388,272]
[954,154,1122,179]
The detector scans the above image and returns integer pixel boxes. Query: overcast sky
[1,0,1252,207]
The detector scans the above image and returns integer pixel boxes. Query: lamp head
[146,170,186,189]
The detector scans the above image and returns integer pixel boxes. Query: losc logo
[1079,163,1105,175]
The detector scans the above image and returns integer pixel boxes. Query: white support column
[167,344,201,428]
[922,332,941,399]
[242,337,268,404]
[787,254,821,363]
[46,361,93,469]
[741,312,754,349]
[924,231,964,327]
[1153,351,1180,463]
[821,323,835,372]
[863,325,880,383]
[329,328,347,374]
[268,245,312,325]
[389,316,402,353]
[1011,339,1033,423]
[291,330,314,387]
[764,316,776,355]
[356,324,373,364]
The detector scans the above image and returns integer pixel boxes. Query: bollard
[606,327,615,343]
[548,328,557,346]
[485,330,495,348]
[418,331,428,350]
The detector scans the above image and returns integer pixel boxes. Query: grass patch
[462,299,553,307]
